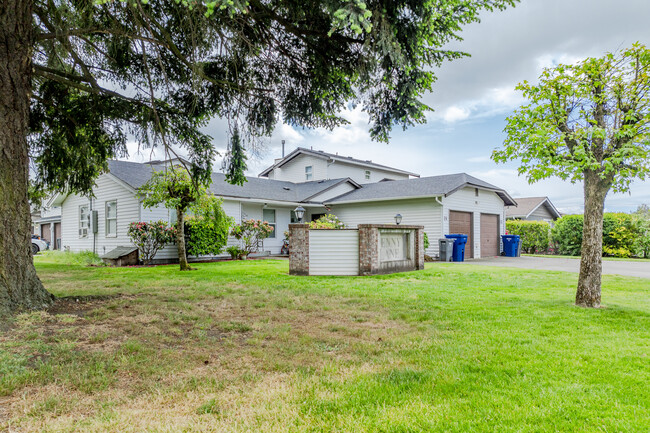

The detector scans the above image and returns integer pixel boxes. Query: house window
[365,170,371,180]
[105,200,117,237]
[79,205,89,238]
[263,209,276,238]
[475,188,479,197]
[305,166,313,180]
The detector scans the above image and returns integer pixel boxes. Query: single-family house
[52,148,516,261]
[505,197,561,223]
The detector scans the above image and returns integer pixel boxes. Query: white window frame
[305,165,313,180]
[263,208,276,238]
[365,170,371,180]
[79,205,89,238]
[105,200,117,237]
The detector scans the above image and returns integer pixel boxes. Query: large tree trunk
[576,170,611,308]
[0,0,54,315]
[175,209,191,271]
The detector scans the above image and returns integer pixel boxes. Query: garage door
[449,211,473,258]
[40,223,51,243]
[480,214,499,258]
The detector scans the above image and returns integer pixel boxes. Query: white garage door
[309,230,359,276]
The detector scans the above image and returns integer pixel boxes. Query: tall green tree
[494,44,650,308]
[139,166,205,271]
[1,0,516,314]
[224,127,248,186]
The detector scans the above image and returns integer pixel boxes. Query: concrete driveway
[460,256,650,279]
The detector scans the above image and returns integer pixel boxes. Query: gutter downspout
[90,196,96,254]
[435,196,444,255]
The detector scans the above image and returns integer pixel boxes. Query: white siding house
[259,147,418,185]
[49,151,515,263]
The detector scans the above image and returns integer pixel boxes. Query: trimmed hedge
[184,197,232,257]
[505,220,550,254]
[550,213,646,258]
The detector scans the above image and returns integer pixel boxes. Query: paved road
[460,256,650,279]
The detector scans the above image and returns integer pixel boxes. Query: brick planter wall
[288,224,310,275]
[289,224,424,276]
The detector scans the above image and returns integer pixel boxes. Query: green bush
[551,215,584,255]
[185,197,233,257]
[634,216,650,258]
[551,213,644,257]
[423,232,429,250]
[308,214,346,229]
[226,245,246,260]
[505,220,550,253]
[602,213,637,258]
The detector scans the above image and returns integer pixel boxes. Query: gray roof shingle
[505,197,561,219]
[107,160,354,203]
[324,173,516,206]
[106,160,515,206]
[259,147,420,177]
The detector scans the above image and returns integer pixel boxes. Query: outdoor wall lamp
[294,206,306,223]
[394,213,402,225]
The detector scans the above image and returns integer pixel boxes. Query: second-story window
[365,170,371,180]
[305,165,313,180]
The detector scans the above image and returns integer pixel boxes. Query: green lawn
[1,255,649,432]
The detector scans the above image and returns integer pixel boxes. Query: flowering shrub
[128,221,177,264]
[231,219,274,255]
[308,214,345,229]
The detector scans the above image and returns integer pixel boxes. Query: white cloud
[443,106,471,123]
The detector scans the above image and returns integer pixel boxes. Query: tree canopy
[493,43,650,191]
[29,0,517,195]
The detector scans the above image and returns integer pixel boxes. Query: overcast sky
[128,0,650,214]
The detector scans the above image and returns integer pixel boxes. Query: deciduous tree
[494,44,650,307]
[139,166,205,271]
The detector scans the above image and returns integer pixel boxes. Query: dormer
[259,147,419,184]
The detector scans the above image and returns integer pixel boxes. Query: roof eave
[325,194,444,206]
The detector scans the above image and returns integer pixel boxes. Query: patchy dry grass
[1,258,649,432]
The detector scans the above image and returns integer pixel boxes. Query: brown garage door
[449,210,473,258]
[480,214,499,258]
[40,223,51,243]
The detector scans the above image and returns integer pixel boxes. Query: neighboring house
[31,200,62,250]
[51,149,516,261]
[505,197,561,224]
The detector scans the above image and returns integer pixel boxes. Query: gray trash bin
[438,238,455,262]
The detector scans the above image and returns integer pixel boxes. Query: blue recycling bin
[445,234,468,262]
[501,235,520,257]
